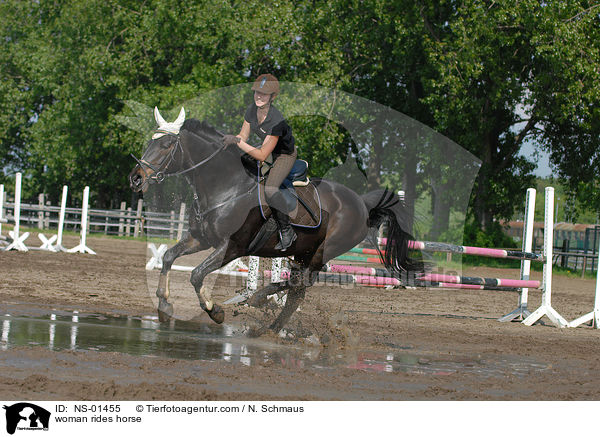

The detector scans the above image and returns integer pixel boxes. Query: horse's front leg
[157,233,206,322]
[190,242,238,324]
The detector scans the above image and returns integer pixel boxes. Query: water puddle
[0,307,548,378]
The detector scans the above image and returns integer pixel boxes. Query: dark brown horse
[129,108,424,332]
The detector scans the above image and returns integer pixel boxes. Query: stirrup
[275,227,297,251]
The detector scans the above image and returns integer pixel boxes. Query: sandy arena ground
[1,233,599,400]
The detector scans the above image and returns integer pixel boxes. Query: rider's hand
[222,134,240,147]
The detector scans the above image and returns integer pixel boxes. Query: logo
[3,403,50,435]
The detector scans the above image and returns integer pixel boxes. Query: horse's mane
[181,119,223,143]
[181,118,258,174]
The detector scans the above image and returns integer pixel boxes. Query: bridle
[131,130,226,184]
[131,128,259,222]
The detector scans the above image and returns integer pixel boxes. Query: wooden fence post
[134,198,143,238]
[38,193,45,229]
[45,200,51,228]
[118,201,126,236]
[177,202,186,241]
[125,207,132,236]
[561,239,568,268]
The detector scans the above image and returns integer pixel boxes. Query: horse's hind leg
[269,266,311,333]
[247,282,288,308]
[157,234,206,322]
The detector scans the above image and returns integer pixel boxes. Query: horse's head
[129,107,185,193]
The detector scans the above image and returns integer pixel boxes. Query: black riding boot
[274,210,297,251]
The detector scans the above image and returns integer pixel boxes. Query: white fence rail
[0,196,189,240]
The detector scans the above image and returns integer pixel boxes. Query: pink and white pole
[5,173,29,252]
[67,186,96,254]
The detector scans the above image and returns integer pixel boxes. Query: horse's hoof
[207,304,225,324]
[157,302,173,323]
[157,310,171,323]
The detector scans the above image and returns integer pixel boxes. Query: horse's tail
[361,188,427,279]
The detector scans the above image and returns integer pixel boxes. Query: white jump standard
[522,187,568,328]
[36,187,64,252]
[146,243,168,270]
[53,185,69,252]
[67,186,96,255]
[38,234,58,252]
[569,235,600,328]
[499,188,536,322]
[5,173,29,252]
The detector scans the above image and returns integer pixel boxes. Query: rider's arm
[237,135,278,163]
[237,121,251,142]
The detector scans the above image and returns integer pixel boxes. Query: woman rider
[222,74,297,251]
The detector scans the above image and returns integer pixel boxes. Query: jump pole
[265,269,528,291]
[53,185,68,252]
[568,236,600,328]
[379,239,544,261]
[67,186,96,255]
[522,187,568,327]
[499,187,536,322]
[5,172,29,252]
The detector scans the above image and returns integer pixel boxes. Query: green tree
[2,0,598,239]
[419,1,600,230]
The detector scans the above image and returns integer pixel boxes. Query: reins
[170,143,225,177]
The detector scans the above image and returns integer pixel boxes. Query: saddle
[257,159,322,229]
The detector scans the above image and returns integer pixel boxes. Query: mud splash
[0,307,548,378]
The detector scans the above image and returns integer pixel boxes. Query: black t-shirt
[244,103,295,156]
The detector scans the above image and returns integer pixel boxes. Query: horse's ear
[173,107,185,129]
[154,106,167,128]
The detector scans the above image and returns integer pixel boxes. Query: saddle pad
[258,182,322,228]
